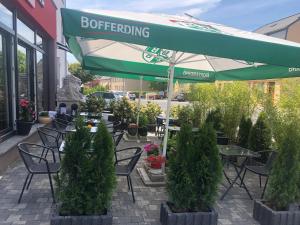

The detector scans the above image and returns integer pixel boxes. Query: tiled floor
[0,135,262,225]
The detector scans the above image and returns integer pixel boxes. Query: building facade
[0,0,67,142]
[253,13,300,102]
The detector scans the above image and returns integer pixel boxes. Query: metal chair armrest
[115,147,140,153]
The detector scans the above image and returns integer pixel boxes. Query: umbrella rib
[203,55,217,72]
[84,41,118,56]
[175,52,185,63]
[119,42,171,63]
[176,54,198,64]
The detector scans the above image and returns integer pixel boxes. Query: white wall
[53,0,67,88]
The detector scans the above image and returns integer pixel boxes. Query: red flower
[145,155,165,169]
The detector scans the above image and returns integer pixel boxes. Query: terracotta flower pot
[38,116,52,124]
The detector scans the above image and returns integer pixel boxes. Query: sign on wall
[27,0,35,8]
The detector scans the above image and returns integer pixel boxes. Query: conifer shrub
[248,113,271,153]
[205,108,223,132]
[266,123,300,210]
[56,119,116,215]
[237,115,252,148]
[167,123,222,212]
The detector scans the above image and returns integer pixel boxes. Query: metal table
[218,145,260,200]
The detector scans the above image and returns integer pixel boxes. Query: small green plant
[205,108,223,131]
[39,111,49,117]
[237,115,252,148]
[167,123,222,212]
[112,98,135,123]
[83,85,107,95]
[141,102,162,124]
[85,95,105,113]
[266,123,300,211]
[178,105,194,126]
[138,112,148,128]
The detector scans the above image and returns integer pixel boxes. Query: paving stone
[0,135,261,225]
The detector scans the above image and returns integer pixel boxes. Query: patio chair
[37,127,62,160]
[115,147,142,203]
[240,150,277,199]
[112,131,124,163]
[53,118,71,138]
[156,117,165,137]
[17,143,60,203]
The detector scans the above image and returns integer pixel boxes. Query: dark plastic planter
[160,202,218,225]
[128,125,138,136]
[16,120,34,135]
[147,124,156,132]
[138,127,148,136]
[50,210,112,225]
[253,200,300,225]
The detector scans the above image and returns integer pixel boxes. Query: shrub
[178,105,194,126]
[248,113,271,154]
[167,123,222,212]
[205,108,223,131]
[237,115,252,148]
[266,123,300,210]
[85,95,105,113]
[140,102,162,124]
[112,98,135,123]
[57,119,116,215]
[138,112,148,127]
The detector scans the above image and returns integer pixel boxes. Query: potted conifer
[253,123,300,225]
[237,115,252,148]
[51,119,116,225]
[160,123,222,225]
[38,111,52,124]
[138,113,148,137]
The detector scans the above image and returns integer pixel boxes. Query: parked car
[126,92,136,100]
[113,91,125,100]
[89,91,116,110]
[174,93,186,102]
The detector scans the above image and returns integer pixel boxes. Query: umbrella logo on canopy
[143,47,172,64]
[170,19,221,34]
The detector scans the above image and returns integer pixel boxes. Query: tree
[68,63,94,83]
[167,123,222,211]
[266,123,300,210]
[149,81,167,91]
[237,115,252,148]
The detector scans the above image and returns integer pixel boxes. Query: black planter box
[160,202,218,225]
[253,200,300,225]
[138,127,148,136]
[50,210,112,225]
[16,120,34,135]
[147,124,156,132]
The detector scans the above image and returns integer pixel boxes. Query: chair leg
[48,173,56,203]
[26,174,34,190]
[261,177,269,199]
[18,173,30,203]
[259,175,262,188]
[127,176,131,190]
[240,169,247,188]
[128,175,135,203]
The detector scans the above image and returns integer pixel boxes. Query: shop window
[0,3,13,29]
[36,34,43,49]
[0,33,11,133]
[17,45,29,99]
[17,19,34,43]
[36,51,45,111]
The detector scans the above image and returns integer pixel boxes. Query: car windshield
[103,93,115,99]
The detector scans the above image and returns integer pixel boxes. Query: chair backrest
[265,150,277,171]
[113,121,123,132]
[37,127,58,147]
[217,136,229,145]
[127,147,142,173]
[53,118,68,131]
[113,132,124,148]
[18,143,36,171]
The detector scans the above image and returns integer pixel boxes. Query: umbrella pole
[162,51,176,157]
[136,76,143,126]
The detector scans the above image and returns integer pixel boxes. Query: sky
[66,0,300,64]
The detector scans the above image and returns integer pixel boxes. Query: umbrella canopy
[61,8,300,156]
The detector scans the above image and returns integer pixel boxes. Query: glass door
[0,32,10,134]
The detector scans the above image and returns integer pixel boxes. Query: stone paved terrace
[0,135,263,225]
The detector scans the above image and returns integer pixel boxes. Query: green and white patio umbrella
[61,8,300,156]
